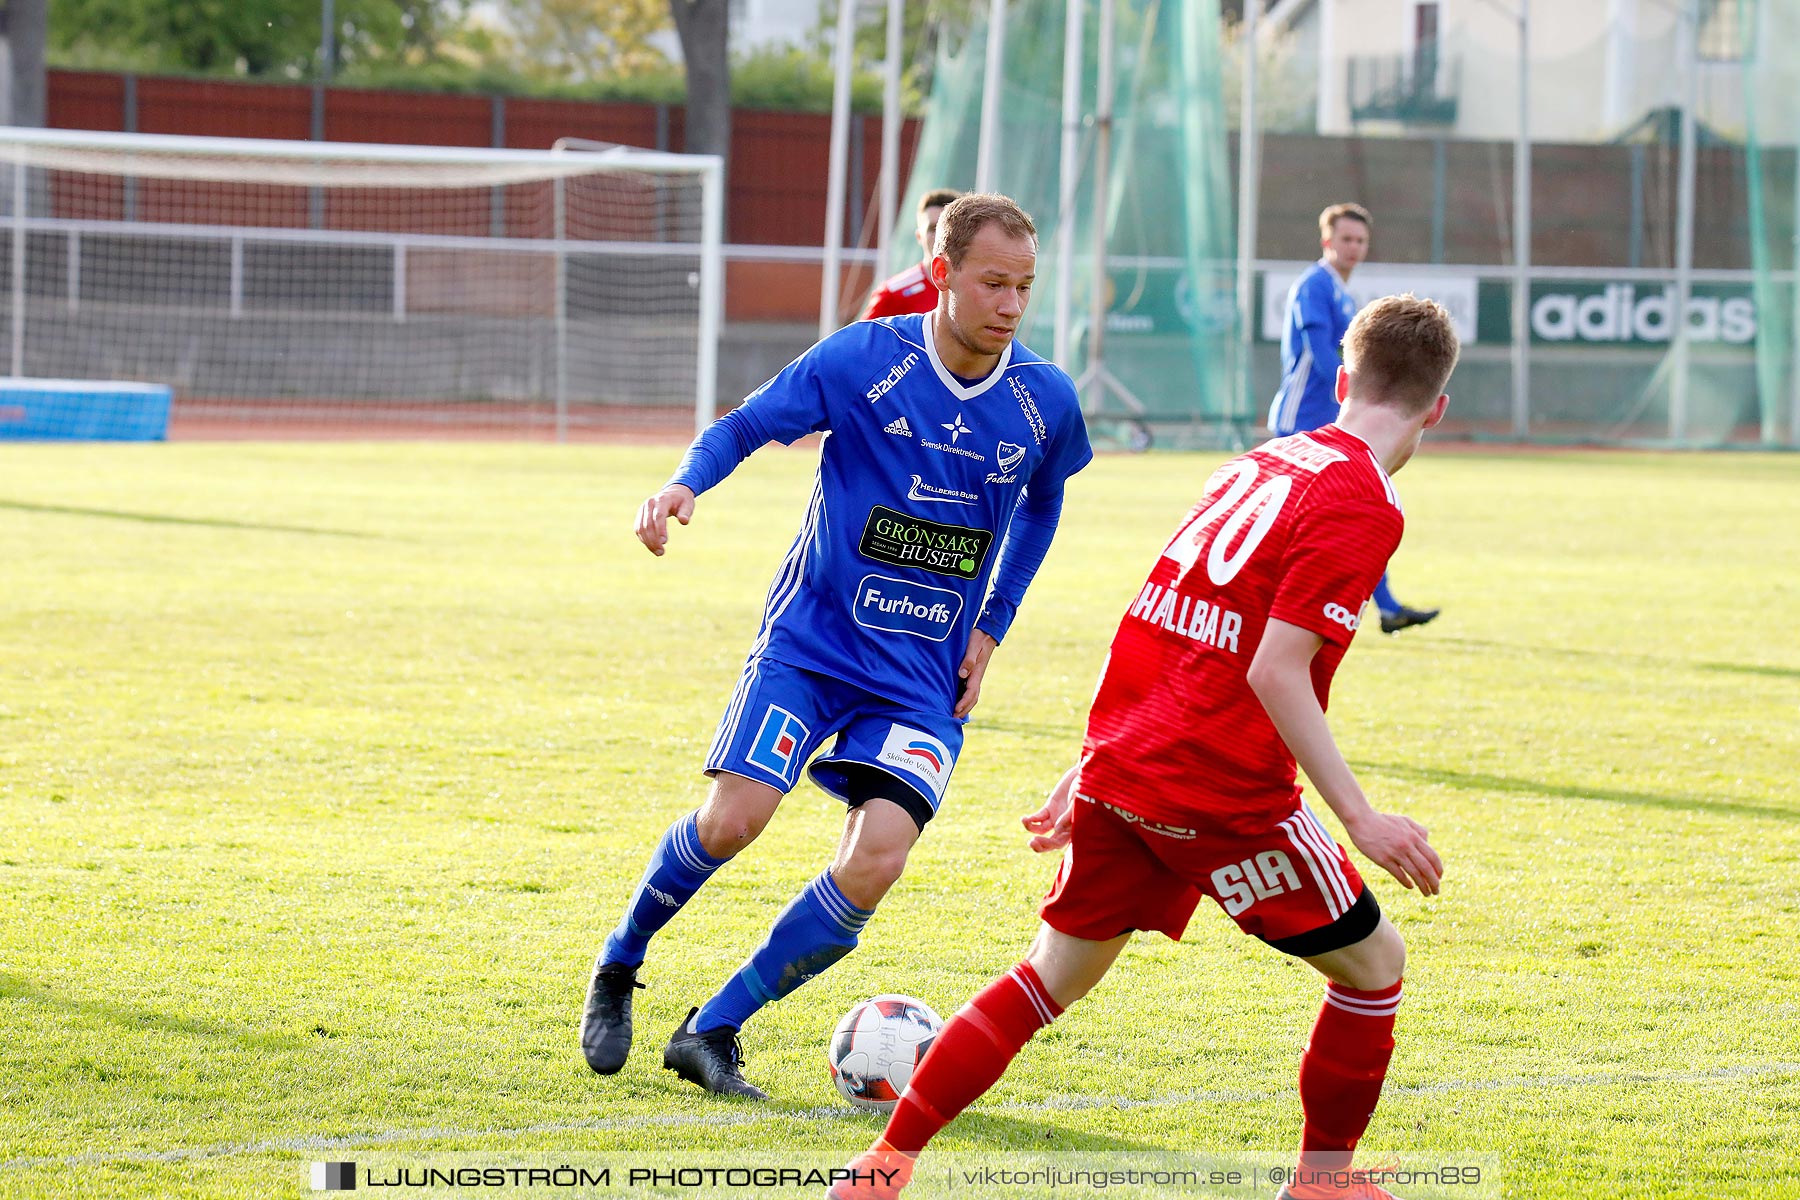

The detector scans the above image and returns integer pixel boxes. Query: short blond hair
[1319,202,1372,239]
[935,193,1037,265]
[1342,294,1460,414]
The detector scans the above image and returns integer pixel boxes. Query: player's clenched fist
[636,484,696,556]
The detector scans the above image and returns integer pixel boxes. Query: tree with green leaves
[48,0,477,80]
[491,0,672,81]
[828,0,973,105]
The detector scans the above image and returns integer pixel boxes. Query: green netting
[899,2,1798,449]
[1311,1,1793,448]
[1745,0,1800,447]
[897,0,1243,448]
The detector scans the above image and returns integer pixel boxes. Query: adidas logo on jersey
[884,416,914,437]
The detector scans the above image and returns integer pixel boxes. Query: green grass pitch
[0,441,1795,1198]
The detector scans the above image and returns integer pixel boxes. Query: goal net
[0,127,722,439]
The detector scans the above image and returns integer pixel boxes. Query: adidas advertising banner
[1253,263,1760,351]
[1067,262,1759,355]
[1477,280,1758,347]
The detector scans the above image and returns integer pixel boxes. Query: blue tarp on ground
[0,379,173,441]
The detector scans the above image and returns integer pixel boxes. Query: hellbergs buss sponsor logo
[867,351,921,402]
[852,573,964,641]
[906,475,978,505]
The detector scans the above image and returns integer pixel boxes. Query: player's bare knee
[1361,935,1405,991]
[695,779,779,857]
[1342,920,1406,990]
[832,845,911,909]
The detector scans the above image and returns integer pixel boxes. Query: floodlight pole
[1236,1,1261,427]
[1073,0,1146,423]
[1791,144,1800,447]
[977,0,1008,192]
[1671,0,1699,443]
[1053,0,1084,365]
[820,0,858,338]
[1085,0,1114,369]
[1510,0,1531,439]
[321,0,336,82]
[553,174,568,442]
[878,0,904,266]
[10,153,23,377]
[696,155,724,434]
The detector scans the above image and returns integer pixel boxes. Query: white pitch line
[6,1061,1797,1172]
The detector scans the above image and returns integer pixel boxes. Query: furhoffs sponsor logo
[852,574,963,640]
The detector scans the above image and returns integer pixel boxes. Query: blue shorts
[703,656,964,826]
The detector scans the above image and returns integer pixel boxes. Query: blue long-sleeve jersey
[1267,259,1359,435]
[671,313,1093,716]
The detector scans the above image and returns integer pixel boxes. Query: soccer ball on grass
[827,994,943,1112]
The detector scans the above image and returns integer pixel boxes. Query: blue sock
[601,812,729,969]
[1372,573,1400,616]
[694,871,873,1032]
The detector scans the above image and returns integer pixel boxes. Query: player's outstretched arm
[1247,618,1444,896]
[635,484,696,556]
[1020,762,1079,853]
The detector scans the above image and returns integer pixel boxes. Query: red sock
[1297,979,1402,1172]
[881,962,1063,1153]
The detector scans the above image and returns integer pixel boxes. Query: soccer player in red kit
[861,189,961,320]
[831,295,1460,1200]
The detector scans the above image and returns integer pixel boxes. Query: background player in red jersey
[860,189,962,320]
[832,295,1460,1200]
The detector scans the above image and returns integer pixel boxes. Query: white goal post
[0,126,723,438]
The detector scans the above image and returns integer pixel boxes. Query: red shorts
[1039,792,1370,949]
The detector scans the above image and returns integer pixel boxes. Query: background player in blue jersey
[1268,203,1439,634]
[580,193,1093,1099]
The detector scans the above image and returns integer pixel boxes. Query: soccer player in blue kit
[1269,204,1438,633]
[579,193,1093,1099]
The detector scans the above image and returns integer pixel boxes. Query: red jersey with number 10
[1077,424,1404,832]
